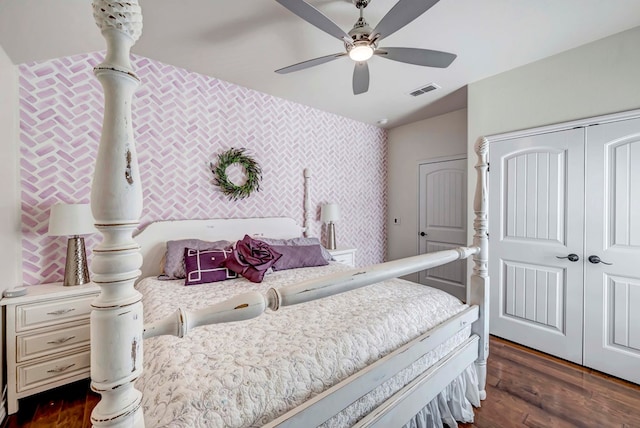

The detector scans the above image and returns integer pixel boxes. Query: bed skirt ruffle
[403,364,480,428]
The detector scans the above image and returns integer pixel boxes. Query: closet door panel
[611,141,640,247]
[584,117,640,384]
[502,261,564,332]
[489,128,585,364]
[504,151,564,243]
[610,277,640,351]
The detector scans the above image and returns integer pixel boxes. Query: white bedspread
[136,263,471,427]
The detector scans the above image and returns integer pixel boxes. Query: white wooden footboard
[88,1,489,426]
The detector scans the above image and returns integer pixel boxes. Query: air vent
[409,83,440,97]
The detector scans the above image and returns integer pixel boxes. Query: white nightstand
[328,248,357,267]
[1,282,100,414]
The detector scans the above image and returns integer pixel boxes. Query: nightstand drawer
[332,253,354,265]
[17,348,91,393]
[16,295,94,331]
[328,248,356,267]
[17,322,91,362]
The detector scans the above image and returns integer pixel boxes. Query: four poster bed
[87,1,489,427]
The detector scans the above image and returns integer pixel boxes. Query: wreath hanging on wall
[210,148,262,201]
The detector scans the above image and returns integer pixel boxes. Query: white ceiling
[1,0,640,128]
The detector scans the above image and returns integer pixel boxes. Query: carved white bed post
[303,168,311,237]
[90,1,145,426]
[469,137,489,400]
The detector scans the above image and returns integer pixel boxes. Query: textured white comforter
[136,263,471,427]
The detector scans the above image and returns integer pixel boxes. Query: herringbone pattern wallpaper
[19,52,387,285]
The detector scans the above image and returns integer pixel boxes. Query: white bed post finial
[303,168,311,237]
[90,1,145,427]
[469,137,489,400]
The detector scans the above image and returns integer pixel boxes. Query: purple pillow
[160,239,231,279]
[184,247,238,285]
[260,237,333,261]
[271,244,329,271]
[224,235,282,283]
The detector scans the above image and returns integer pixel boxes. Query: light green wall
[0,44,21,288]
[466,25,640,277]
[468,26,640,139]
[386,108,467,282]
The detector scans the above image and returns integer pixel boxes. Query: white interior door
[418,158,467,301]
[584,118,640,384]
[489,129,585,364]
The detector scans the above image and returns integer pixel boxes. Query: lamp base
[327,222,337,250]
[64,236,90,286]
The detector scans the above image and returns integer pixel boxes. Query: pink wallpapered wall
[18,52,387,285]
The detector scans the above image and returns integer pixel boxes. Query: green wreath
[210,148,262,201]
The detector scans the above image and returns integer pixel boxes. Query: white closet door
[418,159,467,301]
[489,129,585,363]
[584,118,640,384]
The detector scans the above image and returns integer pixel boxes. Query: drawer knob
[47,363,76,374]
[47,336,76,345]
[46,308,75,316]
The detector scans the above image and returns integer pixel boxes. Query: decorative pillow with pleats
[224,235,282,283]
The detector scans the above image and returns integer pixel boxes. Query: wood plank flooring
[460,337,640,428]
[3,336,639,427]
[2,380,98,428]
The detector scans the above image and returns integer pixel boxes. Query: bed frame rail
[88,1,489,426]
[355,336,479,428]
[143,247,478,339]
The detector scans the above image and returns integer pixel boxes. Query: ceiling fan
[274,0,457,95]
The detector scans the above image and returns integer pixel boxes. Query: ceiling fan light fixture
[348,44,374,62]
[275,0,456,95]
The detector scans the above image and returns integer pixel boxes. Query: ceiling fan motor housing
[347,17,375,48]
[352,0,370,9]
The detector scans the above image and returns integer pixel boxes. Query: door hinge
[487,162,490,172]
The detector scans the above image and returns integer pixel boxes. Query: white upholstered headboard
[134,217,304,280]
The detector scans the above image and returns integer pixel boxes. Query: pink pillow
[224,235,281,283]
[184,247,238,285]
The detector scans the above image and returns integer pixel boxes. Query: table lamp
[47,203,95,286]
[321,203,340,250]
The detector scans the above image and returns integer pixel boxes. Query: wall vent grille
[409,83,440,97]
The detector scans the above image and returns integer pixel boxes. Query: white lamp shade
[48,203,96,236]
[321,203,340,223]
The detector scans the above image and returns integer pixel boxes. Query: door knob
[588,255,612,265]
[556,254,580,262]
[420,232,427,237]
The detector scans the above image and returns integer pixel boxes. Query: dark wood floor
[460,337,640,428]
[2,380,98,428]
[3,336,640,427]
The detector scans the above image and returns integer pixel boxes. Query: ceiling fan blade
[352,62,370,95]
[375,47,456,68]
[275,52,347,74]
[371,0,440,42]
[276,0,351,43]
